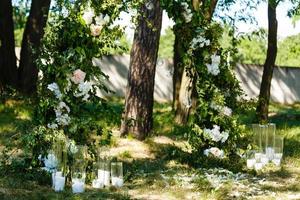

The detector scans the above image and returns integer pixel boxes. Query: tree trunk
[18,0,51,94]
[0,0,18,89]
[256,2,277,122]
[172,28,185,111]
[120,0,163,140]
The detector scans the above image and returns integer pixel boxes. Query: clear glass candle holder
[111,162,124,187]
[51,139,67,192]
[266,123,276,160]
[72,161,86,194]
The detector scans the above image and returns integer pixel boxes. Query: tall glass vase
[71,145,87,194]
[51,139,67,192]
[266,123,276,160]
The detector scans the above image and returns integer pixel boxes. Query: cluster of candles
[50,145,124,193]
[246,123,284,171]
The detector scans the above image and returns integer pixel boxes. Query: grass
[0,97,300,199]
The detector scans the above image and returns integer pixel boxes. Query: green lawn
[0,97,300,200]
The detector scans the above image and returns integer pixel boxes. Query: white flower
[190,35,210,49]
[95,15,105,26]
[47,123,58,129]
[204,125,229,143]
[71,69,86,84]
[42,153,58,172]
[222,106,232,117]
[74,81,93,101]
[55,113,71,126]
[204,147,224,158]
[210,101,222,111]
[47,82,62,100]
[103,15,110,24]
[181,2,193,23]
[57,101,70,113]
[68,140,78,154]
[221,131,229,143]
[82,8,95,25]
[206,53,221,76]
[90,24,103,36]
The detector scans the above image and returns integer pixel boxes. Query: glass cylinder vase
[111,162,124,187]
[71,145,87,194]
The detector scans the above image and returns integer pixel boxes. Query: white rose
[71,69,86,84]
[90,24,103,37]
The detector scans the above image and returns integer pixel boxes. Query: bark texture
[0,0,18,89]
[256,2,278,122]
[18,0,51,94]
[120,0,163,140]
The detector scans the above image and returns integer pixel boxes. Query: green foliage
[236,29,267,65]
[23,0,126,163]
[158,27,175,58]
[277,33,300,67]
[161,1,249,161]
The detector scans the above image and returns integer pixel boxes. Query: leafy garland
[24,0,126,163]
[161,0,248,160]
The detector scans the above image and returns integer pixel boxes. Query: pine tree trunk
[256,2,277,122]
[18,0,51,94]
[120,0,163,140]
[0,0,18,89]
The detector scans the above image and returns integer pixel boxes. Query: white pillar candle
[111,177,124,187]
[54,175,65,192]
[254,162,263,171]
[92,179,104,189]
[246,158,256,169]
[103,170,110,186]
[272,158,281,166]
[72,178,85,193]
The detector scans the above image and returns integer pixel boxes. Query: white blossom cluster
[181,2,193,23]
[190,35,210,50]
[74,81,93,101]
[39,153,58,172]
[204,147,224,158]
[203,125,229,143]
[82,7,110,37]
[47,83,62,100]
[210,102,232,117]
[206,53,221,76]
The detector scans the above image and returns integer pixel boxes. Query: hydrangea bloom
[190,35,210,49]
[74,81,93,101]
[204,147,224,158]
[204,125,230,143]
[222,106,232,117]
[47,82,62,100]
[181,2,193,23]
[206,53,221,76]
[40,153,58,172]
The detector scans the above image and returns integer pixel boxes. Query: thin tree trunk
[172,27,185,111]
[18,0,51,94]
[0,0,18,89]
[120,0,163,140]
[256,1,278,122]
